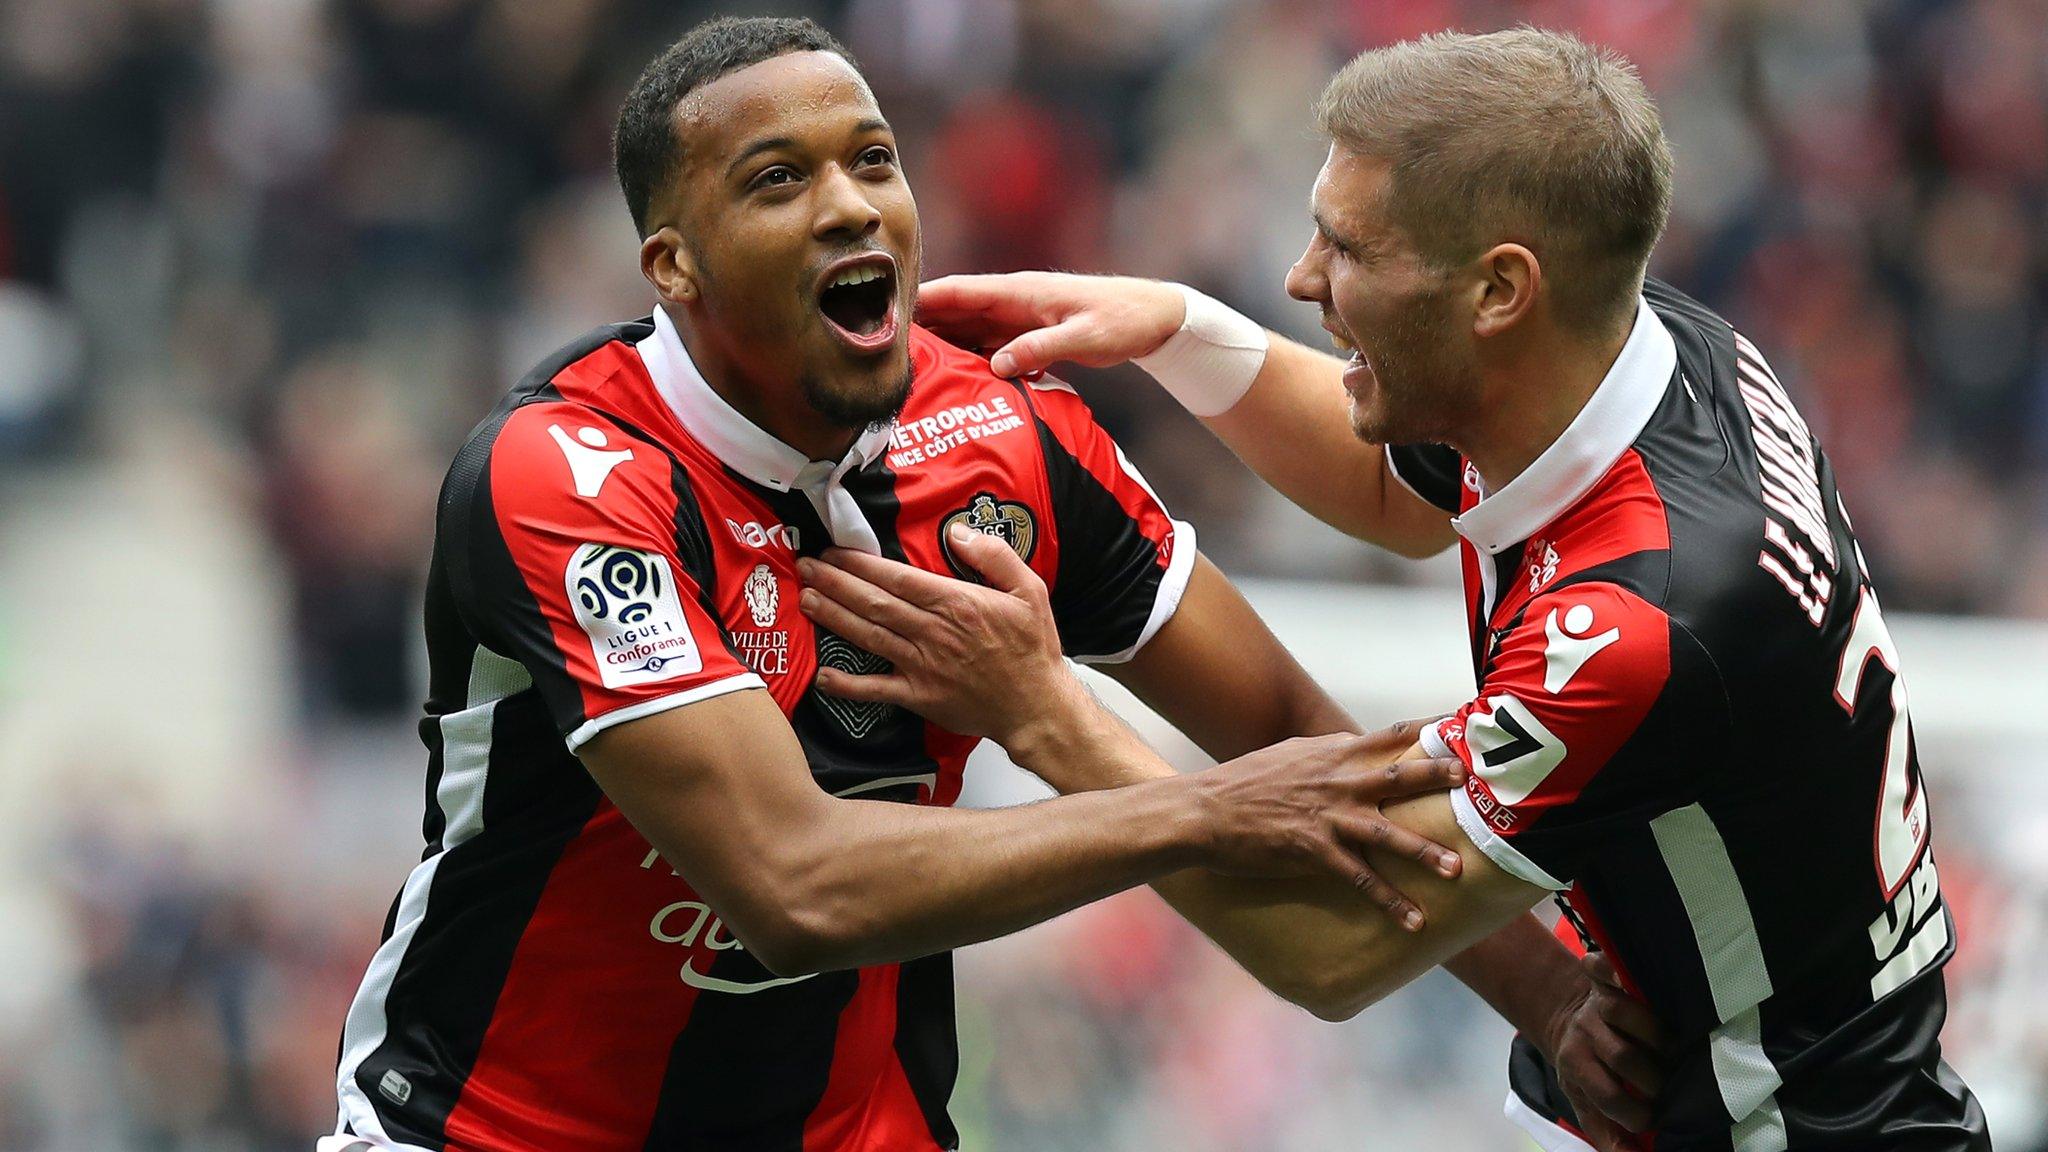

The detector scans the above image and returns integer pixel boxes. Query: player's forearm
[1012,711,1443,1019]
[741,774,1208,975]
[1444,912,1586,1058]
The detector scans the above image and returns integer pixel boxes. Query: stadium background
[1,0,2046,1147]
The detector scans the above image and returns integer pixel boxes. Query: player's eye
[749,166,801,192]
[855,146,896,170]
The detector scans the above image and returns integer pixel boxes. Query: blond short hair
[1313,28,1673,335]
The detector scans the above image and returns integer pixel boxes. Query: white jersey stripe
[1651,804,1790,1152]
[333,648,527,1146]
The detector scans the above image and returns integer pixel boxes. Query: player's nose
[812,164,882,241]
[1285,241,1329,304]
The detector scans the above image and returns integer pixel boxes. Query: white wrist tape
[1132,283,1270,417]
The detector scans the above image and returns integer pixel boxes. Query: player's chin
[801,349,912,429]
[1348,396,1394,445]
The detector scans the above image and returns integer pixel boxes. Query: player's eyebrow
[727,136,797,179]
[853,117,890,136]
[1311,209,1349,249]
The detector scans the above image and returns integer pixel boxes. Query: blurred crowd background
[3,0,2048,1148]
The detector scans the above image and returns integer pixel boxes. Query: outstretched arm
[916,272,1455,556]
[581,683,1463,978]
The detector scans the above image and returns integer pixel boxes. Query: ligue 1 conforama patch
[566,543,703,688]
[939,492,1036,579]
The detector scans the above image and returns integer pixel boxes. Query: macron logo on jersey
[1543,602,1621,693]
[549,424,634,498]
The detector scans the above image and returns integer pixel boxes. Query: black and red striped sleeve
[1025,379,1195,664]
[1422,581,1722,889]
[448,400,759,751]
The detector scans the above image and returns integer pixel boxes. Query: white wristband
[1132,283,1270,418]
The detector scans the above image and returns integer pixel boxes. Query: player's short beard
[802,366,913,433]
[1350,278,1477,447]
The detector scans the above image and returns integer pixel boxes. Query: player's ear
[641,226,701,305]
[1472,243,1539,339]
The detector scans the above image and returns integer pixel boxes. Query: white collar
[1452,295,1677,555]
[633,307,896,493]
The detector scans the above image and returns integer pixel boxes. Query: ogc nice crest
[939,492,1036,580]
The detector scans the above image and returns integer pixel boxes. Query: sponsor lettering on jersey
[566,544,703,688]
[939,492,1037,578]
[638,850,814,993]
[724,517,800,551]
[1527,539,1560,592]
[548,424,634,498]
[886,395,1027,468]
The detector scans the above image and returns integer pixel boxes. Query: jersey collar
[1451,295,1677,556]
[634,307,896,493]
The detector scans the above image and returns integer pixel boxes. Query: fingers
[796,583,918,668]
[798,557,943,641]
[1584,950,1626,989]
[1583,954,1668,1051]
[915,275,1053,353]
[1598,1028,1666,1100]
[1354,714,1453,753]
[1599,989,1669,1055]
[808,549,957,612]
[944,523,1042,597]
[1356,752,1466,796]
[915,274,1047,322]
[1566,1097,1648,1152]
[990,315,1099,378]
[1345,795,1463,879]
[1565,1064,1655,1134]
[1319,841,1426,932]
[813,667,918,708]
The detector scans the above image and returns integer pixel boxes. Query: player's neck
[668,312,862,463]
[1460,321,1633,494]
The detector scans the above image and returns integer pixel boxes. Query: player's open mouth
[1323,318,1372,392]
[817,255,899,353]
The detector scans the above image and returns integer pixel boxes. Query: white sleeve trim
[1450,782,1569,892]
[1503,1090,1597,1152]
[564,672,767,752]
[1074,518,1198,666]
[1419,718,1453,758]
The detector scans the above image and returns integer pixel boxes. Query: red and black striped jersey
[1389,280,1987,1151]
[332,311,1192,1151]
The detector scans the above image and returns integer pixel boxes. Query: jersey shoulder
[445,321,677,543]
[1496,578,1681,706]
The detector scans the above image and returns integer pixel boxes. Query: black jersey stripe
[841,450,958,1145]
[1013,383,1165,660]
[894,951,960,1148]
[343,684,601,1148]
[640,971,864,1152]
